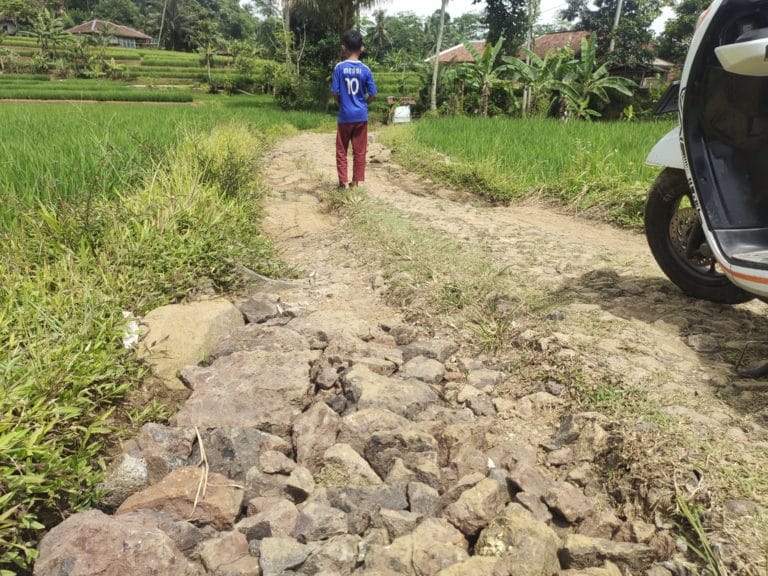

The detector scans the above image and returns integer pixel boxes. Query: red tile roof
[428,41,487,64]
[531,30,590,58]
[66,20,152,41]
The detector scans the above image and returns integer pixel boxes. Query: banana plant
[502,46,575,117]
[461,36,510,117]
[549,34,635,120]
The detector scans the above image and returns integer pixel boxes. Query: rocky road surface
[33,132,768,576]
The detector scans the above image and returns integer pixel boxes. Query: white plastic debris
[122,311,140,349]
[487,457,496,470]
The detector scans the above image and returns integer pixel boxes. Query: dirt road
[262,131,768,574]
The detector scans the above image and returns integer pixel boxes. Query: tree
[367,9,390,55]
[0,0,37,28]
[657,0,709,65]
[26,8,66,58]
[502,45,574,116]
[431,0,448,112]
[160,0,198,50]
[472,0,527,54]
[93,0,141,25]
[462,36,509,116]
[561,0,663,68]
[549,34,634,119]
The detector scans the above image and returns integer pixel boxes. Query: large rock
[292,501,348,542]
[259,537,312,575]
[559,534,655,571]
[139,298,244,390]
[122,423,196,484]
[317,443,383,487]
[401,356,446,384]
[199,531,250,573]
[34,509,204,576]
[326,484,409,535]
[195,428,291,483]
[98,454,149,509]
[475,503,560,576]
[364,518,469,575]
[401,339,459,363]
[337,408,411,455]
[175,350,315,438]
[119,509,212,557]
[544,482,596,523]
[211,324,309,360]
[436,557,499,575]
[341,365,439,419]
[444,478,511,536]
[117,466,244,529]
[299,534,361,575]
[292,402,341,473]
[236,499,299,540]
[363,428,442,489]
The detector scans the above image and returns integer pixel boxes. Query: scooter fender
[645,127,684,170]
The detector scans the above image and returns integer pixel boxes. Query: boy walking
[331,29,377,189]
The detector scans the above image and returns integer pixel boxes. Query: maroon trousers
[336,121,368,185]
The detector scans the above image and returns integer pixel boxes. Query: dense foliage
[561,0,664,68]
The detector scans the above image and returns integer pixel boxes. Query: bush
[274,70,312,110]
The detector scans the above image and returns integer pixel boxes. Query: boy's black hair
[342,29,364,53]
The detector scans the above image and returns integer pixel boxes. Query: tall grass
[0,120,292,574]
[0,96,334,228]
[382,116,676,227]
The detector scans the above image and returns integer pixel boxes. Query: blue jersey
[331,60,377,124]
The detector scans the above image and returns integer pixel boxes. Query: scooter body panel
[647,0,768,299]
[645,128,684,169]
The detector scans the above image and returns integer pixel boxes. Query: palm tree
[430,0,448,112]
[549,35,634,120]
[368,9,390,54]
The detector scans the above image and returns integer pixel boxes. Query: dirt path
[263,131,768,574]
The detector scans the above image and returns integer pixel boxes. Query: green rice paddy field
[381,115,676,227]
[0,95,334,228]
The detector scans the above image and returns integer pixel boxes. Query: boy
[331,29,377,189]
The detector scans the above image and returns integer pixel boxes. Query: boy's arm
[366,71,378,105]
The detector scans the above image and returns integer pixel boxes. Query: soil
[262,131,768,574]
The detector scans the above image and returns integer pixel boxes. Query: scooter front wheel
[644,168,754,304]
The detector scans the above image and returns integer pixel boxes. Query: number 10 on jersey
[345,77,360,95]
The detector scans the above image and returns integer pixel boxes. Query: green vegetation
[382,116,675,227]
[0,96,333,228]
[0,97,332,573]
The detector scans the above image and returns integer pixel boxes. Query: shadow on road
[552,267,768,422]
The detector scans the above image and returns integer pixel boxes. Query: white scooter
[645,0,768,305]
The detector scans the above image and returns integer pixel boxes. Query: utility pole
[608,0,624,53]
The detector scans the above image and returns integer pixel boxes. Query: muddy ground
[262,132,768,575]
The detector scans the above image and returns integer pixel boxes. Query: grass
[380,116,676,228]
[0,87,193,102]
[0,95,334,228]
[0,96,333,573]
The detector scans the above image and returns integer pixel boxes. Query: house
[66,20,152,48]
[425,41,486,64]
[531,30,676,84]
[530,30,591,58]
